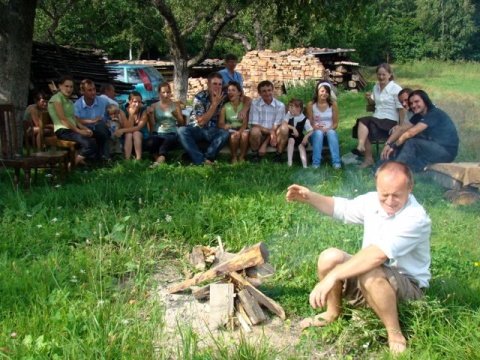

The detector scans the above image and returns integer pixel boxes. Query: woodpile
[30,42,133,98]
[169,241,285,331]
[235,48,325,98]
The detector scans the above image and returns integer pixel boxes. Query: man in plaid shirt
[248,80,288,162]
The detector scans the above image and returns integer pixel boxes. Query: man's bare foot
[204,159,215,166]
[299,312,337,330]
[231,157,238,164]
[388,340,407,355]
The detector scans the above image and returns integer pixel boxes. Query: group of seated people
[27,59,458,173]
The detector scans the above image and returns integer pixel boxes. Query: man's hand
[286,184,311,203]
[293,128,299,137]
[211,89,225,107]
[114,129,124,138]
[238,106,248,121]
[381,145,394,160]
[309,274,338,309]
[270,131,277,147]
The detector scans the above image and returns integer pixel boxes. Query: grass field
[0,61,479,359]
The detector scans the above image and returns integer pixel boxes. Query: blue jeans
[177,126,230,165]
[55,129,97,159]
[309,130,341,167]
[393,138,456,172]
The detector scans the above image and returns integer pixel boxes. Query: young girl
[218,81,249,163]
[145,83,184,167]
[305,83,341,169]
[24,92,54,150]
[105,104,126,156]
[114,92,149,160]
[283,98,313,168]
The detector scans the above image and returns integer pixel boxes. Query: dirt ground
[150,262,337,359]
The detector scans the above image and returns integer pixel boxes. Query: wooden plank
[237,289,267,325]
[209,283,234,329]
[229,271,286,320]
[168,242,269,294]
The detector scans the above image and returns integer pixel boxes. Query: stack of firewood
[168,241,285,331]
[236,48,326,98]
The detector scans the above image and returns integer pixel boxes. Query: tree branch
[222,32,252,51]
[188,4,248,66]
[151,0,188,60]
[181,3,221,38]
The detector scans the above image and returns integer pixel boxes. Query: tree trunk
[172,58,189,103]
[0,0,38,115]
[0,0,37,154]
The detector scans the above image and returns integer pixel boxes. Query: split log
[237,289,267,325]
[189,245,206,271]
[229,271,286,320]
[209,283,235,329]
[235,301,253,326]
[348,80,357,88]
[235,310,252,332]
[168,242,269,294]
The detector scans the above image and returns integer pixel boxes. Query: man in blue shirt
[177,72,230,165]
[219,54,244,90]
[74,79,110,160]
[379,90,459,172]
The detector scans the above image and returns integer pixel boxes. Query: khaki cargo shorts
[343,265,425,307]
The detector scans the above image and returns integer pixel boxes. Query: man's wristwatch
[385,142,391,147]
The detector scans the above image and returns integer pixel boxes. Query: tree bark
[0,0,38,115]
[172,58,189,104]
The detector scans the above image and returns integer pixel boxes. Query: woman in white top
[353,64,406,168]
[305,83,341,169]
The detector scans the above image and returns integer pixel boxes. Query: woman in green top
[48,75,96,165]
[145,83,184,167]
[24,91,54,150]
[218,81,249,163]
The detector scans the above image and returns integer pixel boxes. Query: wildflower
[36,224,42,228]
[362,342,370,349]
[57,206,62,210]
[70,276,78,283]
[55,232,60,237]
[55,184,61,188]
[80,269,86,274]
[45,173,53,178]
[10,332,17,338]
[51,217,58,222]
[121,319,129,325]
[354,189,358,193]
[26,214,32,218]
[474,261,479,267]
[165,214,172,222]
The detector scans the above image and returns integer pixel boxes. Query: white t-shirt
[333,192,432,288]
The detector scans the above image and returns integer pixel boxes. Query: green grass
[0,60,479,359]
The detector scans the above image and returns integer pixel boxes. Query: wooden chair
[0,104,49,189]
[24,120,69,184]
[40,112,77,170]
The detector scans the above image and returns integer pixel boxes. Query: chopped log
[168,242,269,294]
[235,301,253,326]
[209,283,235,329]
[246,262,275,279]
[351,74,360,81]
[229,272,286,320]
[237,289,267,325]
[235,311,252,333]
[192,283,211,300]
[348,80,357,88]
[189,245,206,271]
